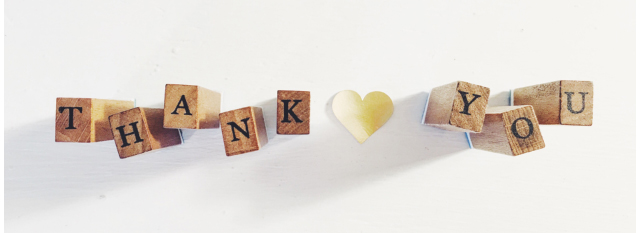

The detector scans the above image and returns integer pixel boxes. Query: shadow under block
[469,105,545,156]
[220,107,268,156]
[513,80,593,125]
[277,90,310,134]
[423,81,490,132]
[56,98,134,142]
[163,84,222,129]
[109,107,182,159]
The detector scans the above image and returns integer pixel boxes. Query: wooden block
[55,98,134,142]
[513,80,593,125]
[469,105,545,156]
[219,107,268,156]
[109,107,182,159]
[423,81,490,132]
[163,84,222,129]
[277,90,310,134]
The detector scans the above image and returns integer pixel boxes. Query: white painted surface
[5,0,635,232]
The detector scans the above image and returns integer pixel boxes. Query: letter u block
[164,84,222,129]
[109,107,182,159]
[56,98,134,142]
[513,80,593,125]
[469,105,545,156]
[277,90,310,134]
[423,81,490,132]
[219,107,268,156]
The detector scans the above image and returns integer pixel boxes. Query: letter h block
[56,98,134,142]
[469,106,545,156]
[109,107,182,159]
[219,107,268,156]
[164,84,222,129]
[513,80,593,126]
[277,90,310,134]
[423,81,490,132]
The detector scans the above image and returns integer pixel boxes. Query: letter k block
[277,90,310,134]
[423,81,490,132]
[219,107,268,156]
[109,107,182,159]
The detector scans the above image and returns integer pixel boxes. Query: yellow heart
[332,90,394,144]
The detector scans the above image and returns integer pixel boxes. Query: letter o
[511,117,534,139]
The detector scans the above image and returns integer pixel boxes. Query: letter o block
[109,107,182,159]
[277,90,310,134]
[423,81,490,132]
[513,80,593,125]
[469,105,545,156]
[56,98,134,142]
[220,107,268,156]
[164,84,221,129]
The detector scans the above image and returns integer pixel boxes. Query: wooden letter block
[469,105,545,156]
[219,107,268,156]
[56,98,134,142]
[513,80,593,125]
[164,84,222,129]
[109,107,182,159]
[423,81,490,132]
[277,90,310,134]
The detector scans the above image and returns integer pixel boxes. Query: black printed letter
[58,107,83,129]
[510,117,534,139]
[171,95,192,115]
[281,100,303,123]
[227,118,251,142]
[564,92,588,114]
[115,122,144,147]
[458,91,481,115]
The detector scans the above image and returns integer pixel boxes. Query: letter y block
[423,81,490,132]
[109,107,182,159]
[219,107,268,156]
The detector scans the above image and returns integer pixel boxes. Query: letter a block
[109,107,182,159]
[219,107,268,156]
[56,98,134,142]
[164,84,222,129]
[277,90,310,134]
[469,105,545,156]
[513,80,593,125]
[423,81,490,132]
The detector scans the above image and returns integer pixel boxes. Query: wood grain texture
[514,80,593,126]
[470,105,545,156]
[220,107,268,156]
[277,90,310,134]
[109,107,182,159]
[424,81,490,132]
[163,84,221,129]
[55,98,133,142]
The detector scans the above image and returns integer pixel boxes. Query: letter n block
[277,90,310,134]
[164,84,222,129]
[56,98,134,142]
[423,81,490,132]
[469,106,545,156]
[219,107,268,156]
[513,80,593,125]
[109,107,182,159]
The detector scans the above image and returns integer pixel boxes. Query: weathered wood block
[109,107,182,159]
[164,84,221,129]
[469,105,545,156]
[56,98,134,142]
[513,80,593,125]
[277,90,310,134]
[219,107,268,156]
[423,81,490,132]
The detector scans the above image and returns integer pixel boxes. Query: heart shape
[332,90,394,143]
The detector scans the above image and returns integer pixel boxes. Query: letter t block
[109,107,182,159]
[469,105,545,156]
[56,98,134,142]
[219,107,268,156]
[164,84,222,129]
[277,90,310,134]
[513,80,593,125]
[423,81,490,132]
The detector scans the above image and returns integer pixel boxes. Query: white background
[5,0,635,232]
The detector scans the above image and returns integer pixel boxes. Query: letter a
[171,95,192,115]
